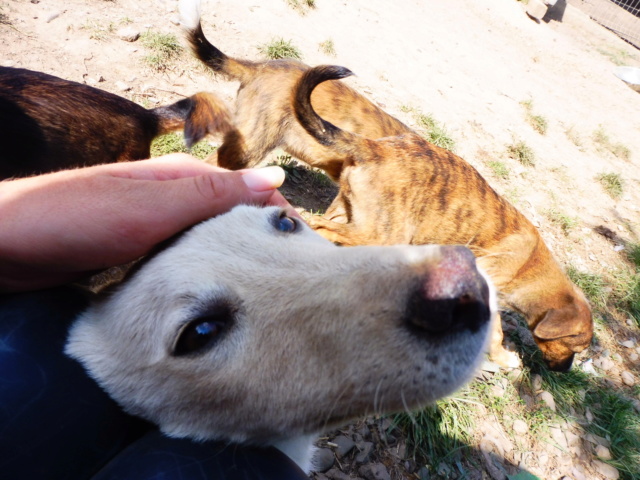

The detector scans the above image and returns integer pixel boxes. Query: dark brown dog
[180,2,410,180]
[294,65,593,372]
[0,66,232,179]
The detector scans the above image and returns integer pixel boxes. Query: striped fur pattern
[295,66,593,372]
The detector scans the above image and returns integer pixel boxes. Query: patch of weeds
[520,99,548,135]
[0,5,10,25]
[412,111,456,152]
[286,0,316,15]
[566,266,608,309]
[81,20,112,41]
[487,160,510,180]
[506,140,535,167]
[318,39,336,57]
[597,46,636,66]
[393,394,476,466]
[141,31,183,71]
[593,126,632,161]
[597,172,624,199]
[259,38,302,60]
[150,132,216,159]
[545,207,578,235]
[627,243,640,269]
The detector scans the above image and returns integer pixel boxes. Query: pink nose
[405,245,490,335]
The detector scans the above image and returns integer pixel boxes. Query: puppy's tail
[153,91,233,148]
[179,0,257,82]
[293,65,368,155]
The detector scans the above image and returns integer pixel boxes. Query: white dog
[66,205,495,472]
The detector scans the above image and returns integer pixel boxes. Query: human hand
[0,154,294,292]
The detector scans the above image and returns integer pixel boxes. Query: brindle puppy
[294,65,593,372]
[0,66,232,179]
[179,0,410,180]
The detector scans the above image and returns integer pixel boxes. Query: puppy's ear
[533,307,583,340]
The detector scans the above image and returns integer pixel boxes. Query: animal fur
[0,66,232,179]
[66,205,495,472]
[178,0,410,180]
[294,65,593,372]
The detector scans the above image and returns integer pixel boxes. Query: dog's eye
[174,303,234,356]
[273,211,298,233]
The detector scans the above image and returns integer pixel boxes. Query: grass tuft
[593,126,631,161]
[545,207,578,235]
[507,140,535,167]
[259,38,302,60]
[141,31,183,71]
[597,172,624,199]
[520,99,548,135]
[319,39,336,57]
[150,132,216,159]
[487,160,510,179]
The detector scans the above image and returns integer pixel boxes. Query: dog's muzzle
[405,245,491,335]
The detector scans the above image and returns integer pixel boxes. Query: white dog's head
[66,205,494,468]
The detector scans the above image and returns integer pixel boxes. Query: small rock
[585,432,611,448]
[621,371,636,386]
[595,444,612,460]
[115,81,131,92]
[632,399,640,413]
[313,447,335,472]
[45,11,63,23]
[630,352,639,362]
[354,441,374,464]
[550,427,567,448]
[417,466,430,479]
[332,435,355,458]
[586,407,594,423]
[117,26,140,42]
[593,460,620,479]
[170,16,181,26]
[531,373,542,392]
[537,390,556,411]
[620,339,636,348]
[513,419,528,434]
[325,468,352,480]
[358,463,391,480]
[594,356,615,372]
[571,466,588,480]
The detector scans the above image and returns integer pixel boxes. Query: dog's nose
[405,245,490,334]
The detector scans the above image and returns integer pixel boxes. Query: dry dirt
[2,0,640,479]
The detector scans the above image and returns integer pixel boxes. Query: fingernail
[241,166,286,191]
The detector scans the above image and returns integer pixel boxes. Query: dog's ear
[533,307,585,340]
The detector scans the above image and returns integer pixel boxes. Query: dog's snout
[406,245,490,335]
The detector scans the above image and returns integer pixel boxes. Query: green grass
[597,172,624,199]
[487,160,510,179]
[319,39,336,57]
[507,140,535,167]
[150,132,216,159]
[545,207,578,235]
[597,46,637,66]
[520,100,548,135]
[567,266,608,309]
[414,112,456,151]
[593,126,632,161]
[286,0,316,14]
[141,31,183,71]
[259,38,302,60]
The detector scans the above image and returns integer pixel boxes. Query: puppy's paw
[489,346,521,369]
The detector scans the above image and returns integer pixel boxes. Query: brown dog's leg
[488,312,521,368]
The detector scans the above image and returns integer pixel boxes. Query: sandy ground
[2,0,640,478]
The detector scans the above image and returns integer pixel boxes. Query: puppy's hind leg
[488,312,521,369]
